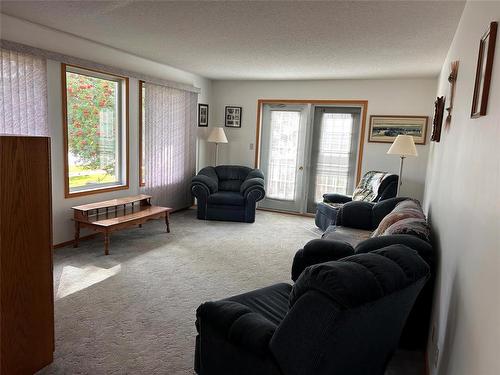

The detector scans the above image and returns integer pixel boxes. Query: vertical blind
[141,82,197,209]
[0,48,48,136]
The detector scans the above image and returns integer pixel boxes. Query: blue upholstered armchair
[195,246,430,375]
[191,165,265,223]
[316,171,399,231]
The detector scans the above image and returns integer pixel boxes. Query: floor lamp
[387,135,418,196]
[207,127,228,166]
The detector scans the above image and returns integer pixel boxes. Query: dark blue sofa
[195,246,430,375]
[294,197,435,349]
[191,165,265,223]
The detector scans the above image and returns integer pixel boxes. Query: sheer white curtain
[141,82,197,209]
[0,48,48,136]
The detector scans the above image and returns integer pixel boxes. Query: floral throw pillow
[382,217,431,242]
[372,199,426,237]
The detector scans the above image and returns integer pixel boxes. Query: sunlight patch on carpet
[56,265,121,299]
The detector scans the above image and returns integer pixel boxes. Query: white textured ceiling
[1,1,465,80]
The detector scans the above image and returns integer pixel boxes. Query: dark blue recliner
[191,165,265,223]
[195,246,430,375]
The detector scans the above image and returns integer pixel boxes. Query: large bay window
[62,64,129,197]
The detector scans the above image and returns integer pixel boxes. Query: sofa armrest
[336,201,375,230]
[241,177,265,202]
[196,300,276,356]
[291,239,355,281]
[322,193,352,204]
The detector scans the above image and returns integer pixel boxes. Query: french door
[259,103,362,214]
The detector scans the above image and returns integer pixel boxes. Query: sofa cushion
[207,191,245,206]
[322,225,372,247]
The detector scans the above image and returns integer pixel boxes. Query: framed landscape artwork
[225,106,242,128]
[471,21,497,118]
[198,103,208,127]
[368,115,428,144]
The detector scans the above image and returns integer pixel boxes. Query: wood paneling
[0,135,54,374]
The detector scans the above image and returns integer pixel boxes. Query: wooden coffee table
[71,194,172,255]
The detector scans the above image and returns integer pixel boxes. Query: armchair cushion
[207,191,245,206]
[215,165,253,192]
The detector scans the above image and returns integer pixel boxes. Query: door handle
[298,166,304,171]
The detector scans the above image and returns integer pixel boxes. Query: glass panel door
[259,104,308,212]
[306,107,361,213]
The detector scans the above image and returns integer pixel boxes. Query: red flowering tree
[66,73,116,172]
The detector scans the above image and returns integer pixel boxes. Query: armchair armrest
[246,168,265,180]
[240,177,265,202]
[291,239,355,281]
[322,193,352,204]
[196,300,276,356]
[191,174,218,197]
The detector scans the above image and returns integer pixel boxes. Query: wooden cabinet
[0,136,54,374]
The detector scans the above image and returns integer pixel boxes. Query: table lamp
[387,135,418,196]
[207,127,228,166]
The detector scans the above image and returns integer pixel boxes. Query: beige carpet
[40,208,423,374]
[41,209,319,374]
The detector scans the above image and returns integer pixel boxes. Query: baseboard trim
[54,233,100,249]
[257,207,315,218]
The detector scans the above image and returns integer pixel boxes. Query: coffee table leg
[74,221,80,248]
[165,212,170,233]
[104,232,110,255]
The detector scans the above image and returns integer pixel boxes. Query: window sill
[65,183,129,199]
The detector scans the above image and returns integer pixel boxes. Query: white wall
[205,79,436,201]
[1,14,213,245]
[423,2,500,375]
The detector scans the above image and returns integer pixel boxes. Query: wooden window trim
[254,99,368,185]
[61,63,130,198]
[139,80,145,187]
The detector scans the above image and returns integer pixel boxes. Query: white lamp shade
[387,135,418,157]
[207,127,228,143]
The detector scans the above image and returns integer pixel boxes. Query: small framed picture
[471,22,497,118]
[198,103,209,127]
[225,106,242,128]
[368,115,428,144]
